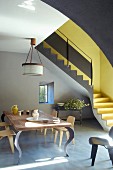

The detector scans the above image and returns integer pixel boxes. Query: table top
[4,111,71,131]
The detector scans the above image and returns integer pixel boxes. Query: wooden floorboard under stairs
[93,93,113,131]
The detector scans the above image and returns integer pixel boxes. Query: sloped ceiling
[0,0,68,53]
[41,0,113,66]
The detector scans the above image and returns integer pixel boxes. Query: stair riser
[98,109,113,114]
[94,104,113,108]
[94,94,101,98]
[106,120,113,126]
[94,98,110,103]
[102,114,113,120]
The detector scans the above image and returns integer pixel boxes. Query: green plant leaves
[64,98,89,110]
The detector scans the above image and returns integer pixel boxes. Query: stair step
[62,65,72,72]
[94,102,113,108]
[106,120,113,126]
[64,65,71,69]
[102,113,113,120]
[94,93,102,98]
[94,97,110,103]
[69,70,77,77]
[98,108,113,114]
[57,59,64,66]
[76,75,83,82]
[43,47,51,55]
[51,53,58,59]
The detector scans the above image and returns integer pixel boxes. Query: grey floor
[0,119,112,170]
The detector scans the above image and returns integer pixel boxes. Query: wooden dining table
[1,110,74,164]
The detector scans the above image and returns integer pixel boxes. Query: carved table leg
[14,131,22,164]
[64,127,74,157]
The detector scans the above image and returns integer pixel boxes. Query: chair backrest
[67,116,75,128]
[109,126,113,139]
[51,109,57,117]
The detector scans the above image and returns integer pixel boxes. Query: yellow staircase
[94,92,113,130]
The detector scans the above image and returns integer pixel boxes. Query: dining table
[1,110,74,164]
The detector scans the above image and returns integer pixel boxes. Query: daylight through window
[39,85,48,103]
[39,82,54,104]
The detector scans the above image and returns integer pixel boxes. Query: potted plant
[64,98,89,110]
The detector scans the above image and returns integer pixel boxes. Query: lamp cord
[25,46,32,63]
[25,44,42,64]
[30,46,33,63]
[37,50,42,64]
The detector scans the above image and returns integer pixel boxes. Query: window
[39,85,48,103]
[39,82,54,104]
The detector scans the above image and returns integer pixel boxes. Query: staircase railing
[57,29,93,86]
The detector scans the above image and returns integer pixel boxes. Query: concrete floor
[0,119,112,170]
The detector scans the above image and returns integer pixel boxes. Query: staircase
[37,41,113,132]
[93,92,113,131]
[37,41,113,131]
[37,42,93,103]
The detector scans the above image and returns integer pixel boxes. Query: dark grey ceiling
[41,0,113,66]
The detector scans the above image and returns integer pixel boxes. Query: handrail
[57,29,93,86]
[57,29,92,62]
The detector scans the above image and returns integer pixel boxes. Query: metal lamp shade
[22,63,43,76]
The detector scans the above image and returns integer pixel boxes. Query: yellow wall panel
[100,51,113,100]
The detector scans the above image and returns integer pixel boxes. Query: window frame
[39,82,54,104]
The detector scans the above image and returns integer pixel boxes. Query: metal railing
[57,29,93,85]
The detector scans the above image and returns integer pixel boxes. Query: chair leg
[51,128,54,133]
[108,148,113,165]
[54,130,58,144]
[59,130,63,147]
[90,144,98,166]
[72,138,75,144]
[5,125,10,130]
[41,129,43,133]
[8,135,14,153]
[44,129,47,136]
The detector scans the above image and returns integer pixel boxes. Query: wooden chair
[54,116,75,147]
[44,110,58,136]
[0,122,15,153]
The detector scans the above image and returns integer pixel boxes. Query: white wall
[0,51,93,118]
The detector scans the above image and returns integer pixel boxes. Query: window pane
[39,85,48,103]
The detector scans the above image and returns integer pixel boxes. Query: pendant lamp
[22,38,43,76]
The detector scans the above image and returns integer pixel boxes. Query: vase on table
[32,110,39,120]
[11,105,18,115]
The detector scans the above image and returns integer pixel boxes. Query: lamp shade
[22,63,43,76]
[22,38,44,76]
